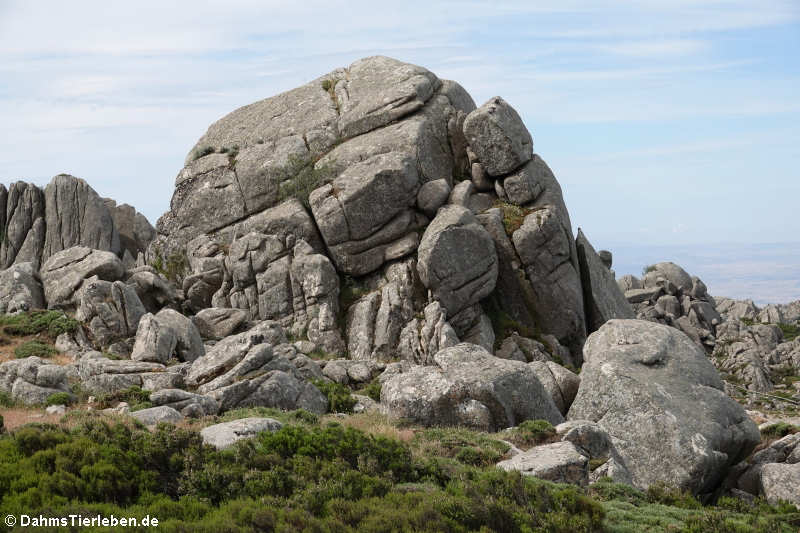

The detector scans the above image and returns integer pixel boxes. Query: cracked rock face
[568,319,760,496]
[417,205,498,317]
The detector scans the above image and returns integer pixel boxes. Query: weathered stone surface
[463,97,533,177]
[41,246,124,308]
[337,56,440,138]
[310,153,421,276]
[568,319,760,495]
[193,308,248,340]
[76,279,146,347]
[130,313,177,364]
[575,229,634,333]
[528,361,580,416]
[43,174,120,261]
[502,163,542,206]
[130,406,184,426]
[417,179,451,217]
[396,301,459,365]
[382,343,563,431]
[509,156,586,358]
[556,420,613,460]
[186,321,286,387]
[152,309,205,363]
[213,234,343,353]
[417,205,497,317]
[0,262,44,314]
[496,441,588,485]
[0,357,71,405]
[104,199,155,266]
[201,417,283,449]
[1,181,45,269]
[760,463,800,507]
[205,370,328,414]
[126,269,180,314]
[150,388,218,416]
[642,262,693,293]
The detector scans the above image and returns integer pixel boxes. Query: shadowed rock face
[568,319,760,496]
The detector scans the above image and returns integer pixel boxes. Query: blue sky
[1,1,798,301]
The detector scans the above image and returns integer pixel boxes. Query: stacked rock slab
[463,97,587,359]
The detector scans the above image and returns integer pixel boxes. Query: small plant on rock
[312,379,356,414]
[46,392,73,407]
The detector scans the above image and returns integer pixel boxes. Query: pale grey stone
[0,262,44,314]
[76,279,146,347]
[201,417,283,449]
[41,246,124,309]
[568,319,760,495]
[417,179,451,218]
[192,308,248,340]
[463,96,533,176]
[130,406,184,426]
[496,441,588,486]
[417,205,497,317]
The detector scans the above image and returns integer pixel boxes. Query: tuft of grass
[95,386,152,411]
[191,145,215,161]
[0,390,14,407]
[493,201,534,236]
[150,247,188,283]
[14,340,57,359]
[506,419,557,448]
[276,154,338,209]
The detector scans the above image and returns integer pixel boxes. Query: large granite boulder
[0,262,44,314]
[575,228,634,333]
[104,199,156,266]
[40,246,124,309]
[417,205,498,317]
[496,441,588,486]
[131,309,204,364]
[381,343,563,431]
[568,319,760,496]
[0,357,72,406]
[200,417,283,449]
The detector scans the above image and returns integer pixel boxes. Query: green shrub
[761,422,800,438]
[311,379,356,413]
[218,407,319,426]
[778,323,799,341]
[0,310,79,338]
[412,427,510,467]
[645,481,702,509]
[0,390,13,407]
[358,379,382,402]
[45,393,73,407]
[192,146,215,161]
[508,419,557,447]
[14,340,57,359]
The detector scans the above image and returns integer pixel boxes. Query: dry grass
[321,412,417,443]
[0,407,62,431]
[0,334,71,364]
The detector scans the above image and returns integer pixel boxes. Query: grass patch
[14,340,56,359]
[216,407,319,427]
[0,390,14,408]
[411,427,510,467]
[95,386,152,411]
